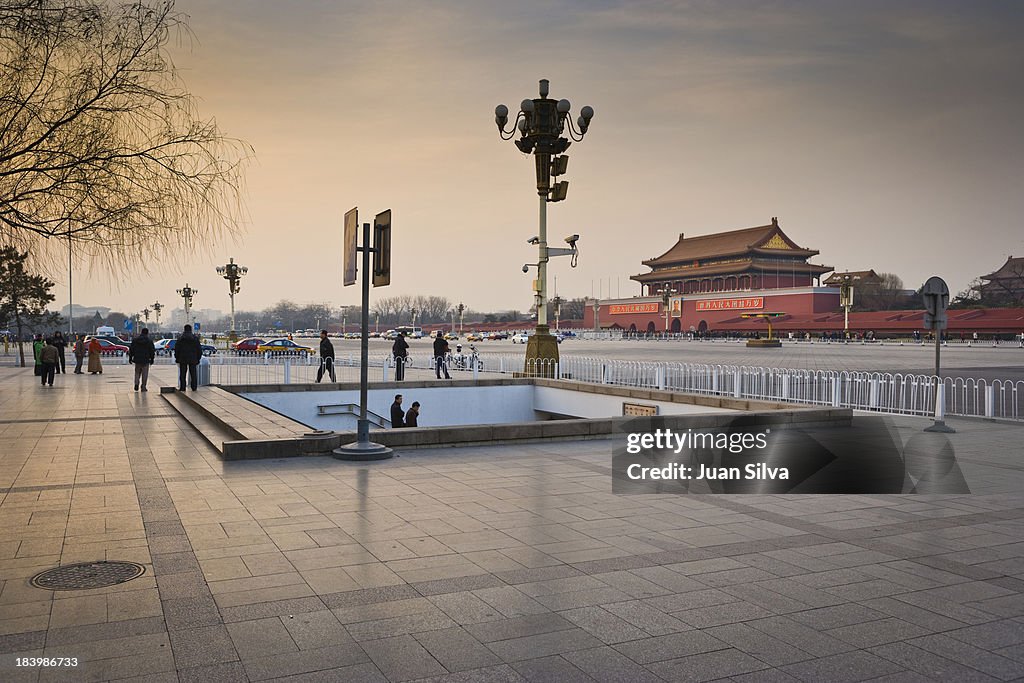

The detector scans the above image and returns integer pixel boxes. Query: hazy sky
[64,0,1024,318]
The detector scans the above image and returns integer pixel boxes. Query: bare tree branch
[0,0,250,275]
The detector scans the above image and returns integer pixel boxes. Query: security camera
[565,234,579,245]
[527,236,540,245]
[522,264,530,273]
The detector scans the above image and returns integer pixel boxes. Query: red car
[85,337,129,356]
[231,337,265,354]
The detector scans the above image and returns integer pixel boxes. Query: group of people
[32,331,102,385]
[388,330,478,381]
[389,393,420,427]
[27,324,205,392]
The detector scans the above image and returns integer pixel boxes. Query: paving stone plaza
[1,360,1023,682]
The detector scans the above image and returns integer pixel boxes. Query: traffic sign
[124,319,133,331]
[343,207,358,287]
[923,312,948,330]
[922,276,950,316]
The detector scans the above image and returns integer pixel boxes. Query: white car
[511,332,530,344]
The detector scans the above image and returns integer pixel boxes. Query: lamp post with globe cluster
[176,285,197,327]
[216,258,248,341]
[494,79,594,373]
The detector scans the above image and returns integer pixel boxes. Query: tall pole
[358,222,370,442]
[537,191,548,331]
[67,232,73,337]
[333,219,393,460]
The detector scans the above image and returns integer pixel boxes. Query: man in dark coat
[432,331,451,379]
[129,328,157,392]
[392,332,409,381]
[174,324,202,391]
[316,330,336,383]
[390,394,405,428]
[51,331,67,374]
[406,401,420,427]
[39,338,59,386]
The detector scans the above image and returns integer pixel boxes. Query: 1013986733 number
[16,657,79,667]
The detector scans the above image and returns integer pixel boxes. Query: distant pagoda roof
[632,257,832,282]
[641,217,820,269]
[981,256,1024,282]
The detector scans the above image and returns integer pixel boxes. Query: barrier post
[733,370,741,398]
[832,377,841,408]
[985,384,995,418]
[869,378,879,408]
[283,358,291,385]
[925,382,956,433]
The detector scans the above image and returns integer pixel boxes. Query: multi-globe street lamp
[215,258,248,341]
[456,302,465,334]
[551,296,563,333]
[495,79,594,371]
[176,285,197,327]
[151,301,163,330]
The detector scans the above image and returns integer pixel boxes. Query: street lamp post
[495,79,594,373]
[457,302,465,334]
[152,302,163,331]
[142,307,151,325]
[662,290,671,333]
[551,296,563,333]
[215,258,248,341]
[176,285,197,327]
[840,275,854,340]
[411,307,418,329]
[592,299,600,332]
[375,313,379,335]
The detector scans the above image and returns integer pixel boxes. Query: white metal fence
[4,348,1019,421]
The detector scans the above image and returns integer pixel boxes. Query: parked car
[466,332,485,342]
[490,331,509,340]
[85,337,129,356]
[231,337,265,353]
[256,338,315,355]
[154,338,217,356]
[444,332,460,341]
[511,332,530,344]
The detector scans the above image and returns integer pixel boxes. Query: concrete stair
[161,388,244,454]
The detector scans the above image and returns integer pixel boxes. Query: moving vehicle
[396,326,424,339]
[231,337,265,353]
[466,332,485,342]
[256,339,315,355]
[85,337,129,356]
[443,332,459,341]
[511,332,530,344]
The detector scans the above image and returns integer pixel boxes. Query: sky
[62,0,1024,319]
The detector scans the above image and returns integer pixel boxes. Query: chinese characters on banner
[695,297,764,311]
[609,303,660,315]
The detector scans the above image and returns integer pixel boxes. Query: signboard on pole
[921,276,950,330]
[343,207,358,287]
[373,209,391,288]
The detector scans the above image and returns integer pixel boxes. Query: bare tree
[0,0,250,272]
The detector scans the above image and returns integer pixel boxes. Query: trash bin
[198,356,211,386]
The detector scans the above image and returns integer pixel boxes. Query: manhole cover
[31,561,146,590]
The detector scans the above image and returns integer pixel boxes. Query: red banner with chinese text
[695,297,764,311]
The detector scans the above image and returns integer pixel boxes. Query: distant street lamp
[551,296,563,333]
[495,78,594,372]
[375,313,380,334]
[839,274,854,337]
[411,307,418,328]
[592,299,600,332]
[176,285,197,327]
[662,290,671,332]
[457,302,465,334]
[215,258,248,341]
[152,301,163,330]
[142,307,151,324]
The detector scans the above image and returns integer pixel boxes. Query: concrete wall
[534,386,734,419]
[240,384,537,430]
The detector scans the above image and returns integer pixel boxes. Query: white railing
[75,349,1022,421]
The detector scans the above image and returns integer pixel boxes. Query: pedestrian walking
[73,335,86,373]
[174,324,202,391]
[392,332,409,381]
[87,337,103,374]
[32,334,44,377]
[52,331,67,374]
[406,401,420,427]
[316,330,336,383]
[390,394,405,428]
[39,338,59,386]
[433,331,451,379]
[129,328,156,392]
